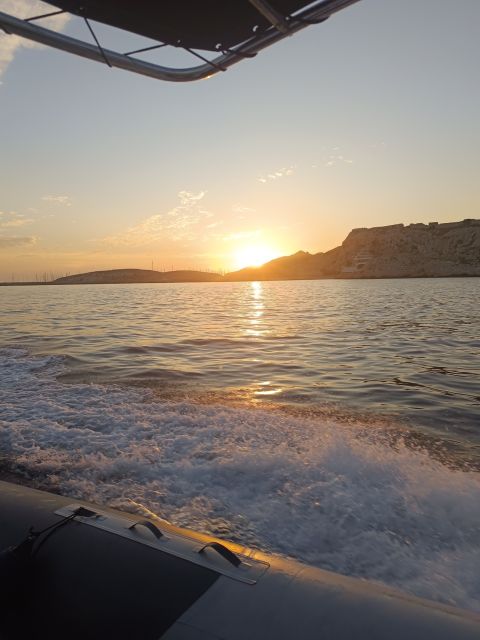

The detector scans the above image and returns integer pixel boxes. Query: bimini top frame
[0,0,361,82]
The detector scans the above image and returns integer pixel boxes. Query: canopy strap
[184,48,227,72]
[84,17,111,67]
[25,10,66,23]
[124,43,168,58]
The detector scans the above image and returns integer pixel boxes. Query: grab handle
[128,520,163,539]
[198,542,241,567]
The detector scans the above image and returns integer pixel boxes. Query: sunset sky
[0,0,479,280]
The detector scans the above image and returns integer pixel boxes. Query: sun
[233,244,280,270]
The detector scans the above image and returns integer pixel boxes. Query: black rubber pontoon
[0,1,362,81]
[1,480,480,640]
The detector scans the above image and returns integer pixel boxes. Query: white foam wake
[1,348,479,612]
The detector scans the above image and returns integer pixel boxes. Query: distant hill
[224,250,340,281]
[54,269,222,285]
[50,219,480,286]
[226,219,480,280]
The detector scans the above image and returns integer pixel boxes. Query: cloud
[314,147,353,168]
[223,230,261,242]
[41,195,72,206]
[0,211,33,228]
[0,235,36,248]
[325,154,353,167]
[0,1,69,78]
[257,166,294,183]
[232,204,256,219]
[102,191,213,247]
[0,218,32,228]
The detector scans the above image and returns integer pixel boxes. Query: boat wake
[1,348,479,612]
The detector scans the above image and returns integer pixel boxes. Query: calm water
[1,279,479,436]
[1,279,480,611]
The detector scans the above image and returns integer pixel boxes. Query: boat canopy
[0,0,361,81]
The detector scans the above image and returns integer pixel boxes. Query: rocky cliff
[338,219,480,278]
[227,219,480,280]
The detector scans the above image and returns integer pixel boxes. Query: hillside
[226,219,480,280]
[51,219,480,285]
[54,269,221,285]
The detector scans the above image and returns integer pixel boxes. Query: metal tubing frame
[0,0,361,82]
[248,0,290,33]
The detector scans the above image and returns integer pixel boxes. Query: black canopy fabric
[46,1,315,50]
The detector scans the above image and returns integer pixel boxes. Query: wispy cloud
[232,204,256,220]
[0,211,33,228]
[0,235,36,248]
[324,154,353,167]
[257,166,295,183]
[41,195,72,206]
[312,147,354,169]
[102,191,213,247]
[223,230,261,242]
[0,1,69,78]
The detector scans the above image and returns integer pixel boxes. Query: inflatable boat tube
[0,480,479,639]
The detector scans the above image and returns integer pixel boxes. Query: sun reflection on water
[242,283,284,399]
[244,281,266,338]
[254,386,284,396]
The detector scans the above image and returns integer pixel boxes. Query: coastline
[1,274,479,286]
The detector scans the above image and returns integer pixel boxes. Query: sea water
[1,279,479,611]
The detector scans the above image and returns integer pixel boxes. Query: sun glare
[233,244,280,270]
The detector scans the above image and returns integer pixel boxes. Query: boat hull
[0,480,479,639]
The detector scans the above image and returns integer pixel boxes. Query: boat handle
[198,542,241,567]
[128,520,163,539]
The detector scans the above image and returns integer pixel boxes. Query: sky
[0,0,479,280]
